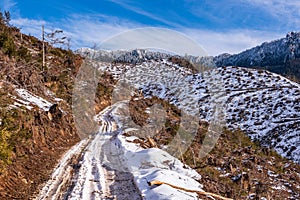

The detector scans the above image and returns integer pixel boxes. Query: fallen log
[148,180,233,200]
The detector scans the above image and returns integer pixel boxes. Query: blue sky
[0,0,299,55]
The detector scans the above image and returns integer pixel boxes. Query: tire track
[35,106,142,200]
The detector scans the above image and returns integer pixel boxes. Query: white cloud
[245,0,300,28]
[10,14,285,56]
[59,15,280,56]
[107,0,180,27]
[60,14,140,49]
[10,18,56,40]
[183,29,283,56]
[10,14,135,49]
[11,18,46,39]
[1,0,17,11]
[99,27,207,56]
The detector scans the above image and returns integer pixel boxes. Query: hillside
[0,18,85,199]
[81,49,300,164]
[79,32,300,83]
[76,49,300,199]
[0,18,299,200]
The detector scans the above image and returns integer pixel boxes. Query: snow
[76,31,300,70]
[118,135,203,199]
[11,99,33,110]
[15,89,53,111]
[68,134,111,200]
[36,104,205,199]
[35,48,300,198]
[267,170,279,178]
[213,31,300,68]
[271,185,287,191]
[36,139,90,200]
[102,104,204,199]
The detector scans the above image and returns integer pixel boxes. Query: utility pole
[42,25,45,68]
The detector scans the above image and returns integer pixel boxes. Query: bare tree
[46,29,68,46]
[4,11,10,25]
[41,26,71,67]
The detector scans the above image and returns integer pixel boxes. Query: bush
[49,48,64,57]
[0,128,12,172]
[17,46,31,62]
[0,32,16,57]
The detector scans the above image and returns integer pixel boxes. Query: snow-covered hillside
[8,87,62,112]
[76,48,217,68]
[84,56,300,164]
[78,31,300,70]
[213,31,300,67]
[76,48,171,64]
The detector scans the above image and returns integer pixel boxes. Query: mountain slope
[78,31,300,83]
[212,32,300,82]
[81,52,299,164]
[0,21,84,199]
[75,49,300,199]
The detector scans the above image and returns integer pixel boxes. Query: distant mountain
[212,32,300,82]
[76,48,171,64]
[78,32,300,82]
[215,32,300,66]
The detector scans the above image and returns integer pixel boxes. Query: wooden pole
[42,25,45,68]
[20,31,23,43]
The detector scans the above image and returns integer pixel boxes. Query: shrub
[49,48,64,57]
[0,32,16,57]
[17,46,31,62]
[0,128,12,172]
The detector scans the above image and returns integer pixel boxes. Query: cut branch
[148,180,233,200]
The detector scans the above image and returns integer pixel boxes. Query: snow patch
[15,89,53,111]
